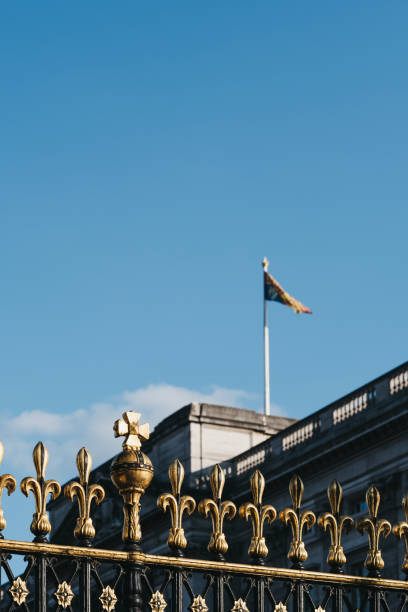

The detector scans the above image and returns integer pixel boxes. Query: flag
[264,271,312,314]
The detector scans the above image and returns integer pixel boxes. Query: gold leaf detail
[190,595,208,612]
[149,590,167,612]
[99,586,117,612]
[274,604,287,612]
[231,598,250,612]
[55,581,74,609]
[10,577,29,605]
[315,608,325,612]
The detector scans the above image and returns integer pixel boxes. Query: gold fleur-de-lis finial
[318,480,354,570]
[357,485,391,575]
[157,459,196,553]
[0,441,16,535]
[113,411,150,450]
[64,447,105,544]
[20,442,61,541]
[239,469,277,561]
[279,474,316,568]
[198,464,236,559]
[393,493,408,574]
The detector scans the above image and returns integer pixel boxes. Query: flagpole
[262,257,270,416]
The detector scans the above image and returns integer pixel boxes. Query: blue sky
[1,2,407,544]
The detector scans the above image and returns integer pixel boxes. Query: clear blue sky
[0,2,407,543]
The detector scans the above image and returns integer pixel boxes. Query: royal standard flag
[264,271,312,314]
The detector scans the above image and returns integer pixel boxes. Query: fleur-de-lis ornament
[158,459,196,553]
[318,480,354,570]
[198,464,236,559]
[357,485,391,575]
[0,441,16,535]
[279,474,316,567]
[239,469,277,561]
[393,493,408,574]
[21,442,61,541]
[64,447,105,544]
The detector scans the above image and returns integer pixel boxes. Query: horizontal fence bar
[1,538,408,592]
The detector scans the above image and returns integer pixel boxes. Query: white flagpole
[262,257,270,416]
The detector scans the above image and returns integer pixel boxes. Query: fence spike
[64,447,105,545]
[318,479,354,570]
[280,474,316,568]
[158,459,196,553]
[20,441,61,542]
[357,485,391,576]
[239,469,276,563]
[198,464,236,559]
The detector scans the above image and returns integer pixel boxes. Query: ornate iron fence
[0,410,408,611]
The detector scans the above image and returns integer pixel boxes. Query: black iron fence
[0,409,407,611]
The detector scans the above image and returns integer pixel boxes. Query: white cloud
[0,383,268,484]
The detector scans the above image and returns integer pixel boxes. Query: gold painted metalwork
[110,411,154,545]
[0,537,407,591]
[318,479,354,569]
[65,447,105,542]
[198,464,236,556]
[231,599,250,612]
[9,577,29,605]
[274,604,287,612]
[393,493,408,574]
[279,474,316,566]
[20,442,61,540]
[239,469,276,560]
[315,607,325,612]
[99,585,117,611]
[357,485,391,573]
[158,459,196,551]
[190,595,208,612]
[55,581,74,609]
[149,590,167,611]
[0,441,16,534]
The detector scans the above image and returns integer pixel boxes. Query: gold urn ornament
[110,411,154,549]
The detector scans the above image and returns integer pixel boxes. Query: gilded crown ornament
[393,493,408,574]
[20,442,61,541]
[158,458,196,553]
[110,411,154,549]
[318,479,354,571]
[198,464,236,559]
[239,469,277,562]
[0,441,16,535]
[357,485,391,575]
[279,474,316,568]
[64,447,105,544]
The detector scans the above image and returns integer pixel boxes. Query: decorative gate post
[110,411,154,612]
